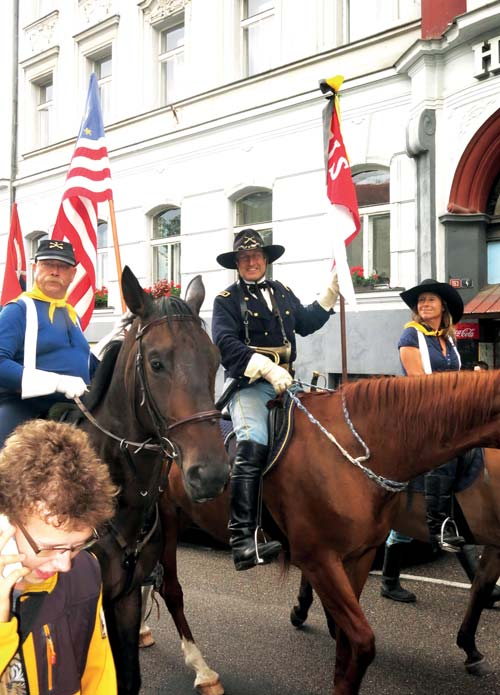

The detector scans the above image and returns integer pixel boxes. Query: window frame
[151,207,182,285]
[240,0,275,78]
[233,189,273,279]
[158,15,185,106]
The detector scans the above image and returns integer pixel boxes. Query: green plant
[94,285,108,308]
[350,266,389,288]
[144,279,181,299]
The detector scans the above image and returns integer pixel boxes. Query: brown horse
[156,370,500,694]
[289,447,500,673]
[81,266,229,695]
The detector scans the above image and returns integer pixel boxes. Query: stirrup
[439,517,465,553]
[254,526,265,565]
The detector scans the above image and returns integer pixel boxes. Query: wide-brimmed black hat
[400,278,464,324]
[216,229,285,270]
[34,239,76,266]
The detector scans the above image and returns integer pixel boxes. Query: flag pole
[320,78,351,385]
[108,199,126,312]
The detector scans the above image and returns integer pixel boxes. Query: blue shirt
[0,298,96,396]
[398,326,460,375]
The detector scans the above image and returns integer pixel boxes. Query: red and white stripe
[52,137,112,329]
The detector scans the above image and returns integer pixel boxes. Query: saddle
[220,390,298,476]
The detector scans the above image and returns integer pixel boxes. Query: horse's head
[120,266,230,502]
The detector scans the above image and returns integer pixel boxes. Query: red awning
[463,284,500,316]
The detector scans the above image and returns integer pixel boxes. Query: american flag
[1,202,27,305]
[51,73,112,329]
[322,75,360,306]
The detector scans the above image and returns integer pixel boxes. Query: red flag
[322,75,360,304]
[1,203,27,305]
[51,73,112,329]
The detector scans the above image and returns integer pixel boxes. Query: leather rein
[75,314,221,461]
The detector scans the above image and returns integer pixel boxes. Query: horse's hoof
[196,678,224,695]
[139,628,155,648]
[465,657,487,677]
[290,607,306,628]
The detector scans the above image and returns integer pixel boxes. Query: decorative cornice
[138,0,188,25]
[78,0,114,26]
[23,11,58,55]
[20,45,60,70]
[73,14,120,44]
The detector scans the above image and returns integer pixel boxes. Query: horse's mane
[342,371,500,448]
[86,295,202,410]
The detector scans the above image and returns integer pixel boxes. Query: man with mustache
[0,240,96,448]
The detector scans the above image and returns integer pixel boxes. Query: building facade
[0,0,499,389]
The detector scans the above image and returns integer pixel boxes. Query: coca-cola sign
[455,322,479,340]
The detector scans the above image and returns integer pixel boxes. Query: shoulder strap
[17,297,38,371]
[415,330,432,374]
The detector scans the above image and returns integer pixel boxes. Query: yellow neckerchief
[405,320,444,337]
[23,284,78,325]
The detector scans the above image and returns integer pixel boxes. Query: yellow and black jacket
[0,551,116,694]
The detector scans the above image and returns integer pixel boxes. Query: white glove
[21,369,87,400]
[244,353,293,395]
[318,271,340,310]
[55,375,88,399]
[91,310,134,359]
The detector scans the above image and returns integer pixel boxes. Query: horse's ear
[121,266,155,318]
[184,275,205,316]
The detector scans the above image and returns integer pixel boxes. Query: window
[92,52,112,122]
[159,19,185,105]
[234,190,273,278]
[96,220,109,289]
[241,0,274,77]
[152,208,181,283]
[348,169,390,282]
[485,176,500,284]
[35,76,53,147]
[348,0,420,42]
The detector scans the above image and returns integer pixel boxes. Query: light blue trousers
[227,380,277,446]
[386,529,413,546]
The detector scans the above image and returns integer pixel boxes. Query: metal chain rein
[286,384,407,493]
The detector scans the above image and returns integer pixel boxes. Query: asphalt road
[139,544,500,695]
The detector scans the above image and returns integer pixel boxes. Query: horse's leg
[139,585,155,648]
[159,497,224,695]
[301,548,376,695]
[105,587,142,695]
[457,545,500,675]
[290,572,314,628]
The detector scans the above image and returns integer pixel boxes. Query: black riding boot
[456,544,500,608]
[228,440,282,571]
[424,470,465,552]
[380,543,416,603]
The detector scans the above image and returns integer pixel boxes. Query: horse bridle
[134,315,221,458]
[75,314,221,461]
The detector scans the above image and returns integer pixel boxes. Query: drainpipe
[10,0,19,209]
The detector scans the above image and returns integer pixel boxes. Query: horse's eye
[150,359,163,372]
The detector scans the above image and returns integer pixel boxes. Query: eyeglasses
[16,520,99,558]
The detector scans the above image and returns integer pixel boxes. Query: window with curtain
[35,76,53,147]
[241,0,274,77]
[152,208,181,283]
[347,168,390,283]
[92,52,112,122]
[158,17,185,105]
[96,220,109,290]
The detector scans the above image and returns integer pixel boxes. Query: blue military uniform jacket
[0,297,97,399]
[212,279,331,380]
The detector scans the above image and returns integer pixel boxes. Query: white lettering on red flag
[51,73,112,329]
[322,78,361,306]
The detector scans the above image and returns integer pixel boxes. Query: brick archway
[448,108,500,214]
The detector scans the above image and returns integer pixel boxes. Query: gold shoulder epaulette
[218,290,231,298]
